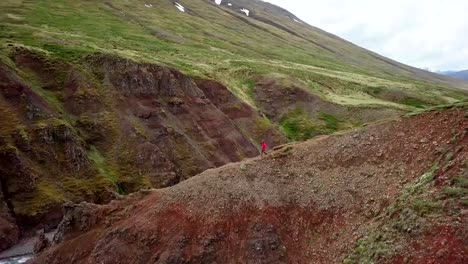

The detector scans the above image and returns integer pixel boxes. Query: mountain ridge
[439,69,468,81]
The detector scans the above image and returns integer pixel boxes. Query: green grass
[343,232,394,264]
[453,174,468,188]
[318,112,340,131]
[14,181,67,216]
[0,0,466,114]
[279,109,354,141]
[442,174,468,198]
[401,97,427,109]
[255,116,273,137]
[390,164,438,214]
[279,108,324,141]
[405,99,468,117]
[242,78,256,101]
[442,187,467,198]
[87,147,125,195]
[365,86,385,96]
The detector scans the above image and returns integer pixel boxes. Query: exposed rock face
[98,57,264,171]
[52,202,101,244]
[0,211,19,251]
[0,217,19,251]
[195,79,286,147]
[0,160,19,252]
[0,50,286,233]
[33,229,51,254]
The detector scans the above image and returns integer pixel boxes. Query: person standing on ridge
[261,140,267,158]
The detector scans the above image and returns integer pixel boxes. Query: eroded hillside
[31,106,468,263]
[0,48,285,250]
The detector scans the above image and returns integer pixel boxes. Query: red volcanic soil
[31,108,468,264]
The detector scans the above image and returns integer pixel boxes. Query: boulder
[33,229,51,254]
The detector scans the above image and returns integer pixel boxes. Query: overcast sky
[264,0,468,71]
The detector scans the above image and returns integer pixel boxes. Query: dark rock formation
[33,229,51,254]
[0,214,19,251]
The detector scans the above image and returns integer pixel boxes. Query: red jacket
[261,142,266,151]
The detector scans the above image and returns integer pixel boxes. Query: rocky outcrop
[0,207,19,252]
[52,202,101,244]
[94,55,278,177]
[196,79,286,147]
[0,216,19,251]
[33,229,51,254]
[0,156,20,252]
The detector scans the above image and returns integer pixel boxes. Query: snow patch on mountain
[215,0,222,5]
[228,3,232,6]
[240,8,250,16]
[175,2,185,12]
[144,3,153,8]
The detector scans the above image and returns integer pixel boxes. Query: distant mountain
[439,70,468,81]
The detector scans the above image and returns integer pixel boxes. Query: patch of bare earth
[32,108,468,263]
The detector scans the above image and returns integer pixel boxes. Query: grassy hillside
[1,0,467,109]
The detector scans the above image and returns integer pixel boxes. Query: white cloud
[265,0,468,71]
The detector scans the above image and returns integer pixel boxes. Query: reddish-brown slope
[32,108,468,263]
[195,79,285,147]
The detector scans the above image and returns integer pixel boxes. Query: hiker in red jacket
[261,140,267,157]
